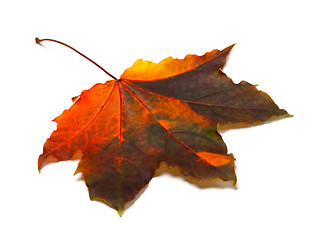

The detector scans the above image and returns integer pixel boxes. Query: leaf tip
[232,180,237,187]
[225,43,236,50]
[38,155,45,173]
[117,209,124,217]
[74,168,80,176]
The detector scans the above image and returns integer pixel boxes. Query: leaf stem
[35,38,118,80]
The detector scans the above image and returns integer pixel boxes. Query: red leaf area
[38,42,289,214]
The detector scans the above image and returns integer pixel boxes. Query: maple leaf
[36,38,289,215]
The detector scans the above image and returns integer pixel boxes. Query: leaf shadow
[121,185,149,216]
[154,162,236,189]
[121,162,237,216]
[217,114,292,134]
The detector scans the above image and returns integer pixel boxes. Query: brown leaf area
[39,45,289,215]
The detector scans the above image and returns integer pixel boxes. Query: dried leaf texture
[39,44,288,214]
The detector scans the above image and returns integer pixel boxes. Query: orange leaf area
[38,44,289,215]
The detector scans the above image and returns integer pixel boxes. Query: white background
[1,0,313,239]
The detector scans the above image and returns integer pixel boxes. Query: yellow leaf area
[120,49,221,81]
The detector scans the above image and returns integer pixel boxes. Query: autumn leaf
[36,38,289,215]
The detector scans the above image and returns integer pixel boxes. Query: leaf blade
[38,44,289,214]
